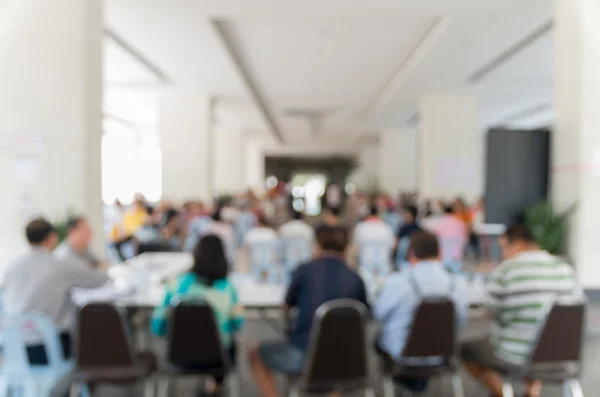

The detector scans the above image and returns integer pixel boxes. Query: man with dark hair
[461,224,578,397]
[3,217,108,365]
[374,230,468,394]
[396,205,421,240]
[248,225,368,397]
[54,215,105,269]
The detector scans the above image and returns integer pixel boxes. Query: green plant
[524,201,576,255]
[54,211,74,243]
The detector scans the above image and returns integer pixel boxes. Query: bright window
[101,119,162,205]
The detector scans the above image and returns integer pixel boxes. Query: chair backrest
[77,303,135,369]
[281,237,312,270]
[3,313,70,375]
[401,298,456,362]
[235,212,257,246]
[358,240,391,277]
[300,299,370,393]
[528,297,586,366]
[167,301,229,369]
[248,241,281,282]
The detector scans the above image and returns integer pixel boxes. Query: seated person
[3,218,109,364]
[322,206,341,226]
[123,194,149,237]
[396,205,421,240]
[209,208,236,265]
[159,208,184,251]
[433,205,468,265]
[374,231,468,394]
[248,225,369,397]
[151,235,244,394]
[461,224,578,397]
[352,204,395,272]
[54,215,104,269]
[279,210,314,244]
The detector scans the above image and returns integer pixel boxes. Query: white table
[73,252,488,309]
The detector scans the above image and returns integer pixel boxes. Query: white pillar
[212,127,245,195]
[244,136,265,193]
[378,128,419,195]
[418,94,483,201]
[159,92,212,201]
[554,0,600,288]
[0,0,103,266]
[354,138,380,192]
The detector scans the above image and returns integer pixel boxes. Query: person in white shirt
[352,205,395,274]
[279,211,315,268]
[279,211,315,243]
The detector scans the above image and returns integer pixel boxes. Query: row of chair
[0,296,585,396]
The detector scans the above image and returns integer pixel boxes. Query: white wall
[244,136,265,192]
[0,0,103,267]
[212,127,244,194]
[419,94,484,201]
[378,128,419,194]
[159,91,211,201]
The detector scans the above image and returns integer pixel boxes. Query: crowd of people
[1,188,581,397]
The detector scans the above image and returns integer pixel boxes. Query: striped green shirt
[486,250,576,364]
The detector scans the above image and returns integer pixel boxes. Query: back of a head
[443,205,454,215]
[26,218,56,246]
[404,205,418,221]
[67,215,85,234]
[292,210,303,221]
[409,231,440,261]
[503,224,535,245]
[316,225,349,253]
[330,206,341,217]
[192,235,229,285]
[212,208,222,222]
[369,205,379,217]
[162,209,180,228]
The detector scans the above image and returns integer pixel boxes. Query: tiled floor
[91,305,600,397]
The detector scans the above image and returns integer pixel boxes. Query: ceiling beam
[349,15,452,139]
[211,19,285,144]
[104,27,170,83]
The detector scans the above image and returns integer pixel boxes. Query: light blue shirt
[374,261,469,361]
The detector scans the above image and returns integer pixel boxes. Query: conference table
[72,252,489,310]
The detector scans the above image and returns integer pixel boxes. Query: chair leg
[383,377,395,397]
[451,372,465,397]
[567,379,584,397]
[364,386,375,397]
[228,372,241,397]
[156,376,169,397]
[501,381,515,397]
[144,376,156,397]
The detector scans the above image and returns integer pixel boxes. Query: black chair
[381,298,464,397]
[156,301,240,397]
[74,303,157,396]
[288,299,372,397]
[500,296,586,397]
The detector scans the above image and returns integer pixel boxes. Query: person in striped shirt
[461,224,577,397]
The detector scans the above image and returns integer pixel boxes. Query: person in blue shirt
[248,225,369,397]
[374,231,469,394]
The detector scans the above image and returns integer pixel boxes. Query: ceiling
[104,0,555,152]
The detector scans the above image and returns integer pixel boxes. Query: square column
[554,0,600,288]
[0,0,103,265]
[418,94,484,201]
[379,128,419,194]
[159,91,212,201]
